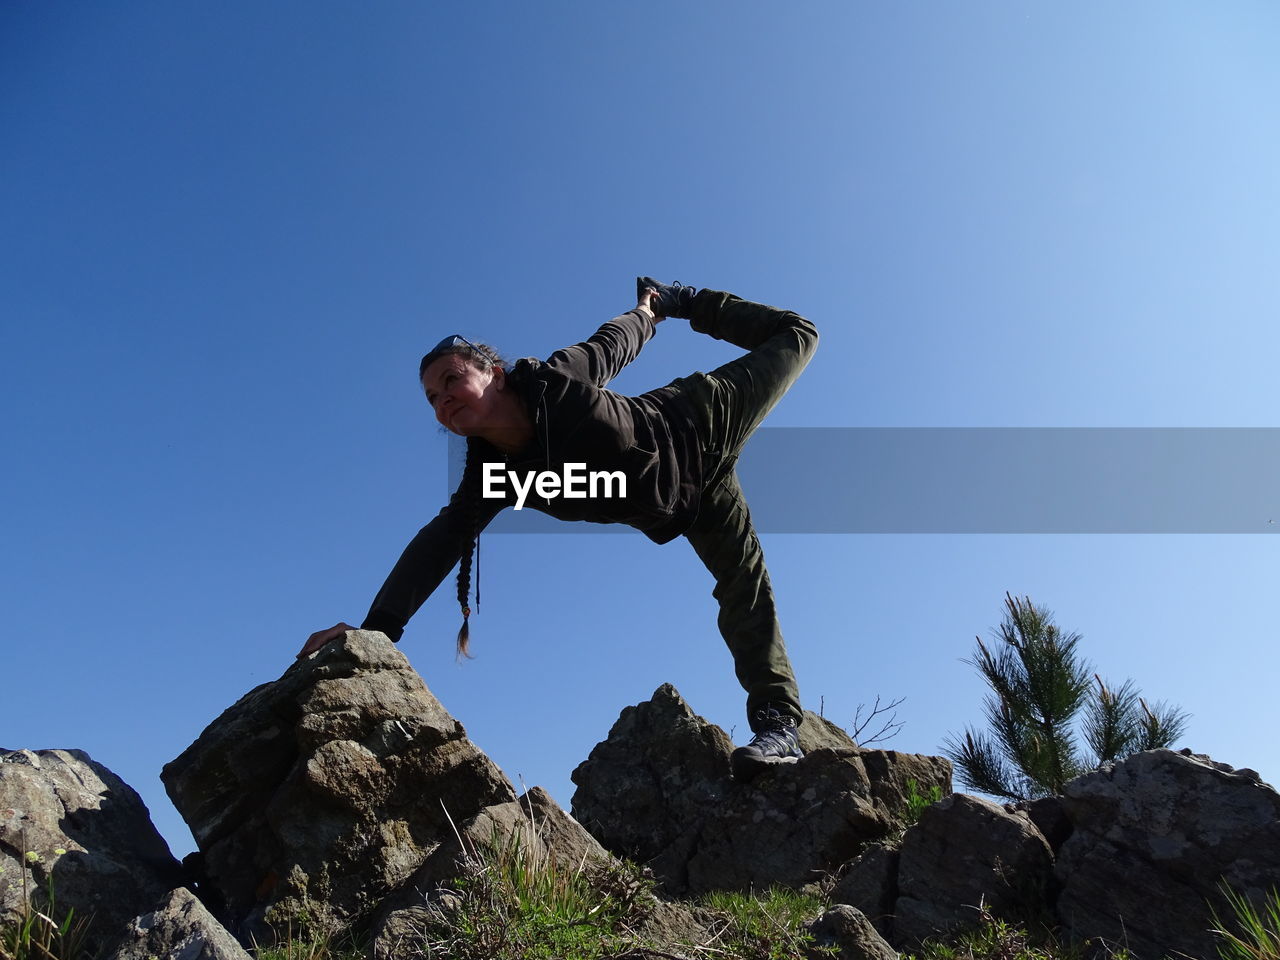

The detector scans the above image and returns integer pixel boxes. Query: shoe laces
[747,708,798,749]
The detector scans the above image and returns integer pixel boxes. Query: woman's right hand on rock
[298,622,355,659]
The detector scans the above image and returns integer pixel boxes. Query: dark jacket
[361,309,704,642]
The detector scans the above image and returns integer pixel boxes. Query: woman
[300,278,818,780]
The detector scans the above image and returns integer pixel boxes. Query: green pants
[678,291,818,726]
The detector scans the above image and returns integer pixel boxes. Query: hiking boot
[637,277,698,319]
[731,706,803,781]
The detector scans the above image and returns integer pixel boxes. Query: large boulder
[894,793,1054,948]
[570,684,951,895]
[0,748,183,952]
[569,682,734,891]
[1055,749,1280,960]
[161,631,516,939]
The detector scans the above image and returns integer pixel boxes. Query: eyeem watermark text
[454,429,1280,533]
[482,462,627,511]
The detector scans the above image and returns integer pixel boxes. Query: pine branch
[944,593,1191,802]
[942,728,1026,801]
[1084,675,1141,764]
[1137,697,1191,750]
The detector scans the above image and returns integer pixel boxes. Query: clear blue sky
[4,3,1278,857]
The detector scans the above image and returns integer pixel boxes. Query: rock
[685,748,947,895]
[102,887,250,960]
[570,683,736,892]
[630,898,722,957]
[828,841,899,937]
[487,786,611,872]
[894,793,1054,948]
[0,748,183,952]
[798,713,862,753]
[369,903,443,960]
[571,684,951,895]
[161,630,515,939]
[370,902,448,960]
[808,905,898,960]
[1055,749,1280,960]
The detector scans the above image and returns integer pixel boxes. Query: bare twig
[850,695,905,746]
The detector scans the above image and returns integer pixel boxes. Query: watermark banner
[450,428,1280,534]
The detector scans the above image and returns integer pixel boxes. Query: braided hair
[453,440,484,659]
[419,341,507,659]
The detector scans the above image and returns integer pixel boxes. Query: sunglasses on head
[428,334,474,353]
[420,334,477,375]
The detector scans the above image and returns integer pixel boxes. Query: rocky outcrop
[894,794,1054,947]
[0,748,183,951]
[568,682,736,892]
[13,648,1278,960]
[102,887,250,960]
[1055,749,1280,960]
[825,749,1280,959]
[570,684,952,895]
[161,630,516,939]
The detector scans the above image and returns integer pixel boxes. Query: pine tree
[943,594,1190,801]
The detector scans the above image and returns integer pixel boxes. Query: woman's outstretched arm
[297,489,504,658]
[542,289,659,387]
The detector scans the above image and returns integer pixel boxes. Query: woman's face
[421,353,501,436]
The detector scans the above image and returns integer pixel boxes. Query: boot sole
[731,752,801,782]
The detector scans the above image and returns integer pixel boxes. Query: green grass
[0,890,92,960]
[906,920,1064,960]
[405,824,662,960]
[393,815,836,959]
[0,844,93,960]
[904,779,945,826]
[902,902,1131,960]
[697,887,833,960]
[1213,884,1280,960]
[251,917,366,960]
[252,935,361,960]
